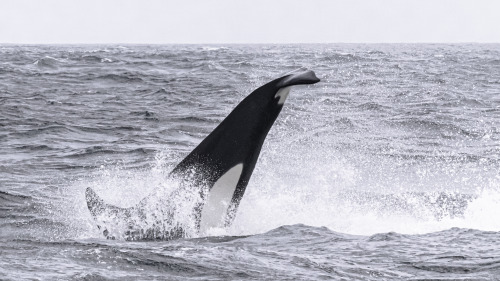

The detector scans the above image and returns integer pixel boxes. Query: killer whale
[86,68,320,240]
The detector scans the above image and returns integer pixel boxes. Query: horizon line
[1,41,500,45]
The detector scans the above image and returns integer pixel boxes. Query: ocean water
[1,44,500,280]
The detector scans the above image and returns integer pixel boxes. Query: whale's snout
[277,68,320,89]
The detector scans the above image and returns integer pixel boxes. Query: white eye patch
[274,86,292,105]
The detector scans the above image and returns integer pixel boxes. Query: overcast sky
[1,0,499,44]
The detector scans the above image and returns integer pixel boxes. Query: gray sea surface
[1,44,500,280]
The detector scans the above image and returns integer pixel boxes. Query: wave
[65,146,154,158]
[201,46,228,52]
[79,55,114,63]
[130,110,159,121]
[150,88,170,95]
[33,56,65,68]
[0,190,30,208]
[388,118,480,139]
[14,144,56,152]
[356,102,392,111]
[3,224,500,280]
[96,73,144,83]
[8,125,71,138]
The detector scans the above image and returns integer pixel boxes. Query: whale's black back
[170,69,320,216]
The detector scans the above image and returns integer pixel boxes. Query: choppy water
[1,44,500,280]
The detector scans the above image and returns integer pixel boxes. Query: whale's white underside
[199,163,243,233]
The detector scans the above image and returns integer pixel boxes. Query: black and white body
[86,68,320,240]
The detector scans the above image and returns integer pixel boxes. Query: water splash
[47,144,500,242]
